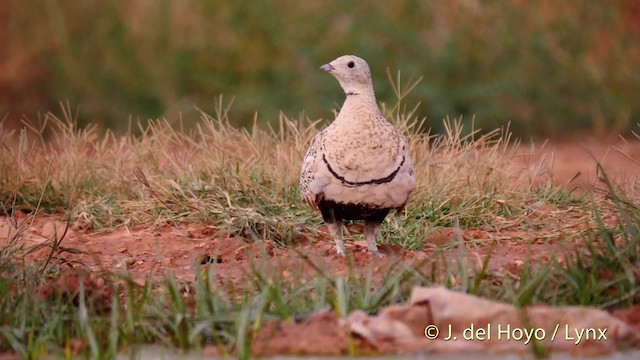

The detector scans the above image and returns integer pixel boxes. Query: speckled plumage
[300,55,416,256]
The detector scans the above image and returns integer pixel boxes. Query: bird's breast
[324,123,400,181]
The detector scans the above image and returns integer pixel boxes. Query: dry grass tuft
[1,78,591,251]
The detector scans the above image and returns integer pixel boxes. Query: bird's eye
[347,61,355,68]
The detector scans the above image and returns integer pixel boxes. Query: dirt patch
[35,268,112,312]
[252,310,350,356]
[516,138,640,188]
[2,215,574,290]
[614,305,640,333]
[346,287,640,355]
[3,139,638,284]
[2,139,640,356]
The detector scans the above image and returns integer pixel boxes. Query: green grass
[3,0,640,137]
[1,189,639,358]
[1,84,640,357]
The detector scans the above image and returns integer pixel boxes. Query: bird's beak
[320,63,335,72]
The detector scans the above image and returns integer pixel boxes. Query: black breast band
[322,154,405,187]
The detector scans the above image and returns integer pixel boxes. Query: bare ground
[2,138,640,356]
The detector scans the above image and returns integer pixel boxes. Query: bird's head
[320,55,373,96]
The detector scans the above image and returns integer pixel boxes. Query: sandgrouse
[300,55,416,257]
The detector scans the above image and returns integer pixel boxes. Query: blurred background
[1,0,639,138]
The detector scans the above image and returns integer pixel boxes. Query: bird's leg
[364,220,385,258]
[327,221,345,256]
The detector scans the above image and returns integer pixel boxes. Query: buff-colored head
[320,55,373,96]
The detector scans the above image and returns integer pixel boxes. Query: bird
[300,55,416,257]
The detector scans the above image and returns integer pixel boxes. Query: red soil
[2,138,640,356]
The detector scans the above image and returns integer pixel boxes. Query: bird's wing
[299,131,327,210]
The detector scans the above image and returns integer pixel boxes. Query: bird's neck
[339,86,380,118]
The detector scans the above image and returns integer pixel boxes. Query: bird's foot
[336,247,346,257]
[368,249,386,258]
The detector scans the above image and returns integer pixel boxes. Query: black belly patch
[318,199,391,223]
